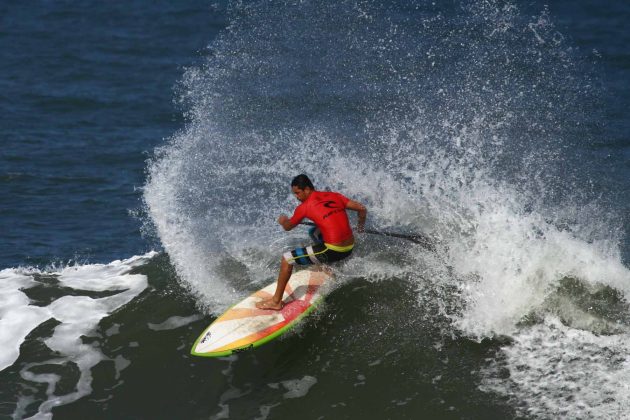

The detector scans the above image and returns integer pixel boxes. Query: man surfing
[256,174,367,310]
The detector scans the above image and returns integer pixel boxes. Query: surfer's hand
[356,224,365,233]
[278,214,296,231]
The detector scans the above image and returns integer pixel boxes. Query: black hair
[291,174,315,190]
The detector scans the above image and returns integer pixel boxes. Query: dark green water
[19,255,515,419]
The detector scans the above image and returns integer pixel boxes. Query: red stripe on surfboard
[209,297,315,353]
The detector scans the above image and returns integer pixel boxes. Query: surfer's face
[292,186,311,202]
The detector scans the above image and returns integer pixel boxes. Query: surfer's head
[291,174,314,202]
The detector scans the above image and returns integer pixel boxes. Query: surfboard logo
[201,331,212,344]
[232,344,254,353]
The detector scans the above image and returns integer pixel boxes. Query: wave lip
[452,201,630,339]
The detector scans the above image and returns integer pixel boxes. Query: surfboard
[191,268,332,358]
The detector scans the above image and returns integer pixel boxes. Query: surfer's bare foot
[256,298,283,310]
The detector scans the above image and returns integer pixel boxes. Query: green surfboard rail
[190,294,326,358]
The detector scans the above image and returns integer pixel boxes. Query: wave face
[144,1,630,417]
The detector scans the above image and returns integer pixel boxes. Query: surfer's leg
[273,257,293,303]
[256,257,293,310]
[256,244,326,310]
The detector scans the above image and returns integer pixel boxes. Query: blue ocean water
[1,1,227,267]
[2,1,630,418]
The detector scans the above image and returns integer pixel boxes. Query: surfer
[256,174,367,310]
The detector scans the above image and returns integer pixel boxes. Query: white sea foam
[147,314,203,331]
[144,140,241,313]
[444,192,630,418]
[482,317,630,419]
[434,170,630,418]
[0,270,50,372]
[449,195,630,338]
[267,375,318,400]
[280,375,318,399]
[1,252,155,419]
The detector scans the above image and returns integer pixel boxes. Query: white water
[0,272,50,372]
[448,186,630,337]
[147,314,203,331]
[1,253,155,419]
[482,317,630,419]
[446,181,630,418]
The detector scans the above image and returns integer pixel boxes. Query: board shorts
[283,227,354,266]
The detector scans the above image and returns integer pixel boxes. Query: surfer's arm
[278,214,296,231]
[284,202,307,231]
[345,200,367,232]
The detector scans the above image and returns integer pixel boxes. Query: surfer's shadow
[285,283,321,304]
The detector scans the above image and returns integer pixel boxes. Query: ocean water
[1,0,630,419]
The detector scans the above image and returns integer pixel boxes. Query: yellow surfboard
[191,268,331,357]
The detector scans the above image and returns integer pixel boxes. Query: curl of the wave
[144,0,628,349]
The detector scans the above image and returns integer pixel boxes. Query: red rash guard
[289,191,353,244]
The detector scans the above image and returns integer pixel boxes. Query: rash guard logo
[318,200,345,219]
[320,200,340,209]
